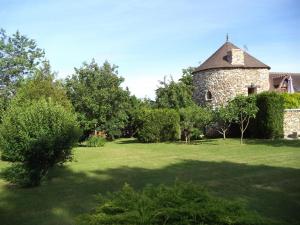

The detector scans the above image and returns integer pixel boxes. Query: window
[205,91,212,101]
[247,83,258,95]
[248,87,257,95]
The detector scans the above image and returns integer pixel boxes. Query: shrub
[77,182,275,225]
[86,136,106,147]
[179,106,212,143]
[0,99,81,187]
[255,92,284,139]
[282,93,300,109]
[137,109,180,143]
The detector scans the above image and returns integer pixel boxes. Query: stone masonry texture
[284,109,300,138]
[193,68,270,107]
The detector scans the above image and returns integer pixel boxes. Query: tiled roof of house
[193,41,270,73]
[269,72,300,77]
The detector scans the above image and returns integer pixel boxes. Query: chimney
[228,48,244,65]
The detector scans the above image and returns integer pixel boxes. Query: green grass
[0,138,300,225]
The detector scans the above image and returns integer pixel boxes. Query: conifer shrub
[136,109,180,142]
[77,182,276,225]
[255,92,284,139]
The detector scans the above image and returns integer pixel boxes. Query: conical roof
[193,42,270,73]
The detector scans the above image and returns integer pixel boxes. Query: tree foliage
[12,61,72,110]
[65,60,130,140]
[122,95,146,137]
[155,67,195,109]
[228,95,258,144]
[0,29,45,120]
[0,99,80,187]
[213,104,237,139]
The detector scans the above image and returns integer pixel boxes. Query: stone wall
[284,109,300,139]
[193,68,270,107]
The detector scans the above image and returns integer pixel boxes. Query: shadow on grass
[245,139,300,148]
[175,139,220,145]
[115,139,141,144]
[0,160,300,225]
[116,138,220,145]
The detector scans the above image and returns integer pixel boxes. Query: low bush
[282,93,300,109]
[86,136,106,147]
[255,92,284,139]
[78,182,276,225]
[0,99,81,187]
[137,109,180,143]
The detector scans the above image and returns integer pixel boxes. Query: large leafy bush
[179,106,212,142]
[137,109,180,143]
[255,92,284,139]
[78,182,275,225]
[0,99,81,187]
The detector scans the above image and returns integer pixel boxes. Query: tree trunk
[240,131,243,144]
[240,118,244,144]
[223,132,226,140]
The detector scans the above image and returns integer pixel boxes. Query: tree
[179,66,195,91]
[12,61,72,110]
[122,95,144,137]
[155,67,196,109]
[179,106,212,143]
[0,28,45,120]
[228,95,258,144]
[0,99,80,187]
[65,60,130,140]
[213,104,236,140]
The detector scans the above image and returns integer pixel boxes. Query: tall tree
[155,67,196,110]
[156,77,194,109]
[0,29,45,120]
[65,60,130,139]
[13,61,72,110]
[179,66,195,90]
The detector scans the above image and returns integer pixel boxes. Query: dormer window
[205,90,212,101]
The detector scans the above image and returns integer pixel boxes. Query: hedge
[282,93,300,109]
[255,92,284,139]
[137,108,180,142]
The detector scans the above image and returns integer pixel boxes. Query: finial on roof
[226,33,229,42]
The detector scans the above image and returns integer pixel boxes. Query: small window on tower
[247,83,258,95]
[205,91,212,101]
[248,87,257,95]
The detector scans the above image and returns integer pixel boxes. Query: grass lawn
[0,138,300,225]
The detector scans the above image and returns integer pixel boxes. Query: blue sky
[1,0,300,98]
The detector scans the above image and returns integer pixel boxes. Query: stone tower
[193,41,270,107]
